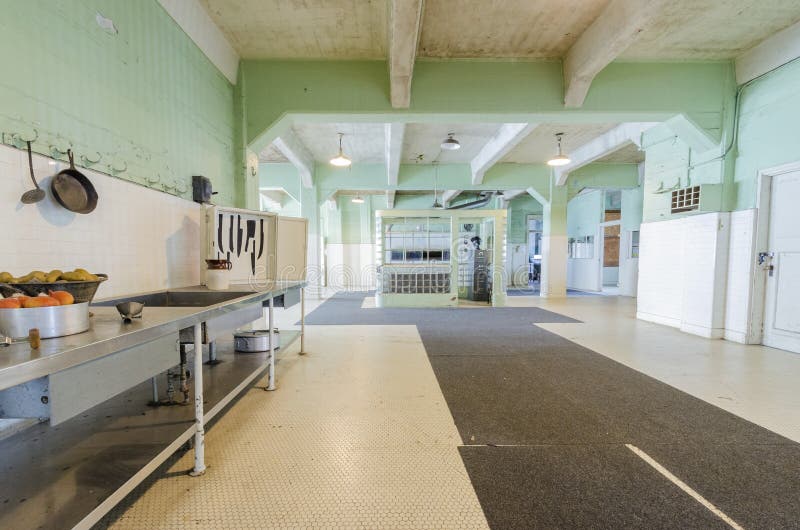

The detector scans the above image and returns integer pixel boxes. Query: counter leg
[189,323,206,476]
[299,287,306,355]
[267,297,276,391]
[205,340,220,365]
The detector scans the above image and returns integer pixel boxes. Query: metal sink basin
[93,290,253,308]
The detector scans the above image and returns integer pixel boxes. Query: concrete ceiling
[260,142,288,163]
[619,0,800,60]
[292,123,386,164]
[418,0,610,58]
[501,123,618,164]
[200,0,800,61]
[595,142,645,164]
[198,0,387,59]
[402,123,504,163]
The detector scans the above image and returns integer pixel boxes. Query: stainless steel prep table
[0,281,306,529]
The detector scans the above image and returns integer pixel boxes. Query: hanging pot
[51,149,98,214]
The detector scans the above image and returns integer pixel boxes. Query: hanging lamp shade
[440,133,461,151]
[547,132,571,166]
[330,133,352,167]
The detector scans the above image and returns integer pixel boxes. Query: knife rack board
[205,206,278,286]
[273,216,308,281]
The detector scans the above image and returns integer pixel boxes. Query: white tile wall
[325,243,376,290]
[725,209,757,342]
[638,212,747,340]
[0,144,202,299]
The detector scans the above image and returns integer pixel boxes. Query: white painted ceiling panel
[501,124,617,164]
[595,142,645,164]
[292,123,386,163]
[402,123,504,164]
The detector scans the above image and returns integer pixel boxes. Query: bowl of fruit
[0,290,90,339]
[0,269,107,304]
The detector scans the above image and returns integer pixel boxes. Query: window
[630,230,640,259]
[568,235,594,259]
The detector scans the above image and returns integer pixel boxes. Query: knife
[245,219,255,252]
[228,215,234,253]
[217,213,224,253]
[236,215,243,257]
[257,219,264,259]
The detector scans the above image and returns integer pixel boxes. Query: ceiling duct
[448,191,497,210]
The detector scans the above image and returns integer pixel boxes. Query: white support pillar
[540,177,568,298]
[189,322,206,476]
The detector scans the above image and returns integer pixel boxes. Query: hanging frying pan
[51,149,98,214]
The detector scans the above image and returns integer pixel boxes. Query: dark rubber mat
[306,291,800,528]
[459,445,728,530]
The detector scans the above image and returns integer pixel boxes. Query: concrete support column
[540,177,568,298]
[301,184,321,294]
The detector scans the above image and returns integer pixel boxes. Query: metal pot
[0,302,90,339]
[233,329,279,353]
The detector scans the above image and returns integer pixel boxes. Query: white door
[764,171,800,353]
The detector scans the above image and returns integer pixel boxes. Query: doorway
[762,169,800,353]
[598,212,621,295]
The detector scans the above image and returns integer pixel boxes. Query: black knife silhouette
[228,215,234,253]
[250,246,256,275]
[257,219,264,259]
[217,213,223,253]
[236,215,243,257]
[245,219,255,252]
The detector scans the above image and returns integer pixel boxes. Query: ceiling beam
[157,0,239,84]
[385,123,405,186]
[554,122,658,185]
[470,123,538,185]
[388,0,425,108]
[736,20,800,84]
[563,0,669,108]
[386,190,396,209]
[441,190,462,207]
[273,130,315,189]
[500,189,527,201]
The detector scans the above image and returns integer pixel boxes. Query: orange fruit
[0,298,21,309]
[49,290,74,305]
[22,296,60,308]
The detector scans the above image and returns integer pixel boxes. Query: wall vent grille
[671,185,701,213]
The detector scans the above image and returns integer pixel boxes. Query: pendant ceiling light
[330,132,352,167]
[440,133,461,151]
[547,132,571,167]
[351,194,365,204]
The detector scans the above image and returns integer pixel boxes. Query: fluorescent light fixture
[440,133,461,151]
[351,195,365,204]
[330,132,352,167]
[547,132,571,166]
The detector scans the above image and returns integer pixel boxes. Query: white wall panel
[724,209,757,342]
[0,144,201,299]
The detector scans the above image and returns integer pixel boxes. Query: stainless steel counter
[0,281,305,392]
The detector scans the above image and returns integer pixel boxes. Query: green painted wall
[508,195,543,244]
[621,187,644,232]
[0,0,238,205]
[242,59,733,152]
[568,191,603,238]
[259,163,301,200]
[733,58,800,210]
